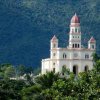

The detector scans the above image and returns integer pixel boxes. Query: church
[41,14,96,75]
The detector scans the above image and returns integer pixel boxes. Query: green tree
[17,65,26,76]
[62,65,70,76]
[25,74,34,85]
[4,66,16,78]
[0,79,26,100]
[21,85,42,100]
[92,53,100,63]
[36,71,60,89]
[0,72,4,79]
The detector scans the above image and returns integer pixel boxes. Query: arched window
[73,65,78,75]
[72,28,74,33]
[53,68,55,73]
[63,53,67,59]
[75,44,77,48]
[73,44,74,48]
[84,66,89,72]
[92,45,94,49]
[75,28,77,33]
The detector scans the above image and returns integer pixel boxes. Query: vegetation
[0,53,99,100]
[0,64,35,79]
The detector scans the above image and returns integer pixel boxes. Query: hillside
[0,0,100,67]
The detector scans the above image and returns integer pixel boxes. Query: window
[72,29,74,32]
[75,28,77,32]
[84,66,89,72]
[73,44,74,48]
[92,45,94,49]
[63,53,67,59]
[53,68,55,73]
[53,44,56,48]
[85,54,89,59]
[73,65,78,75]
[75,44,77,48]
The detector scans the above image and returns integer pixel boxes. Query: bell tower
[88,37,96,50]
[50,35,58,59]
[50,35,58,49]
[69,13,81,49]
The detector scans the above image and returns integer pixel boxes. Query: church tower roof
[51,35,58,42]
[89,36,96,43]
[71,13,80,23]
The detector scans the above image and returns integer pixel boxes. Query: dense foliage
[0,53,100,100]
[0,0,100,66]
[0,64,36,79]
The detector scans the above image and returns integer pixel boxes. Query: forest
[0,53,100,100]
[0,0,100,67]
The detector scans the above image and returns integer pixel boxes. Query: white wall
[42,48,95,74]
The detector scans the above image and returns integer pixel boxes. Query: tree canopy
[0,54,100,99]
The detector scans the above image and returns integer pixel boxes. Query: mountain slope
[0,0,100,67]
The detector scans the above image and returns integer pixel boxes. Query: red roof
[89,37,95,43]
[51,35,58,42]
[71,13,80,23]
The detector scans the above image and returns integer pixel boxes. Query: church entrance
[73,65,78,75]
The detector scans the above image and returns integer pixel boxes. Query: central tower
[69,13,81,49]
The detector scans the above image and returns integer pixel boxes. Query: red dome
[71,13,80,23]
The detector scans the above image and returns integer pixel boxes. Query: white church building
[41,14,96,75]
